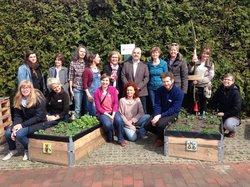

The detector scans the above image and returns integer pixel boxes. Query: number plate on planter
[43,143,52,154]
[186,140,198,152]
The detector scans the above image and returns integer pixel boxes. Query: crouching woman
[119,81,151,141]
[2,80,47,161]
[46,77,70,123]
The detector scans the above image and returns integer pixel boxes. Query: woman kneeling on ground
[2,80,47,161]
[119,81,151,141]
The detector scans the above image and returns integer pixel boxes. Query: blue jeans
[123,127,137,141]
[148,89,156,108]
[100,112,125,143]
[86,72,100,116]
[73,88,84,117]
[5,126,29,150]
[124,114,151,141]
[85,96,97,116]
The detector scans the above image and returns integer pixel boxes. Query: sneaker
[120,140,126,147]
[141,134,149,139]
[2,150,18,161]
[23,150,29,161]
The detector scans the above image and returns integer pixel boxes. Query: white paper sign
[120,44,135,55]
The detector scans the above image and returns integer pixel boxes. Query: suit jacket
[121,60,149,97]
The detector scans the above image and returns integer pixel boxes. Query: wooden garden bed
[28,125,106,166]
[164,130,224,162]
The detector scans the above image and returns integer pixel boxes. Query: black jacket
[165,53,188,94]
[211,84,242,120]
[103,63,123,98]
[47,88,70,119]
[12,96,47,134]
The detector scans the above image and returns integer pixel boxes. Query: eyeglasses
[21,86,31,90]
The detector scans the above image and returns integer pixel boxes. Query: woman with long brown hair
[82,53,101,116]
[69,45,89,117]
[17,50,46,94]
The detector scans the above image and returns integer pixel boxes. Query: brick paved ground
[0,163,249,186]
[0,120,249,186]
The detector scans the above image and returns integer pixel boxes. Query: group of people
[2,44,242,161]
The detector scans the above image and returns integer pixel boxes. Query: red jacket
[82,67,93,90]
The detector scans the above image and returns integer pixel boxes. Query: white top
[195,63,207,78]
[133,62,139,77]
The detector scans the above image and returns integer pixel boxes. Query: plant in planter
[168,109,221,134]
[35,115,100,137]
[29,115,106,166]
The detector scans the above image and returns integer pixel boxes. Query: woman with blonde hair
[46,77,70,122]
[2,80,47,161]
[103,51,123,98]
[165,43,188,94]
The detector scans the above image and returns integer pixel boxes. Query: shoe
[155,139,164,147]
[2,150,18,161]
[23,150,29,161]
[198,111,206,119]
[120,140,126,147]
[225,131,236,138]
[141,134,149,139]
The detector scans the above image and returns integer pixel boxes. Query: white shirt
[133,61,139,77]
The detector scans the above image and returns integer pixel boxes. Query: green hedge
[0,0,249,113]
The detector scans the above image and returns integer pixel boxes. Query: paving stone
[0,121,249,169]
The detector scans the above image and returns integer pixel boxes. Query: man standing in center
[121,47,149,113]
[144,72,184,146]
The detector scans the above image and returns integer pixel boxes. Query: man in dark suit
[121,47,149,113]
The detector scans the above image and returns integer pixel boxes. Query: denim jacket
[17,64,46,94]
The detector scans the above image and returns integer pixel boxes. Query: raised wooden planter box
[28,125,106,165]
[164,130,223,162]
[0,97,12,144]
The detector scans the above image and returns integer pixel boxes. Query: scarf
[29,62,40,79]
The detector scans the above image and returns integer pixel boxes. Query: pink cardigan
[94,86,119,117]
